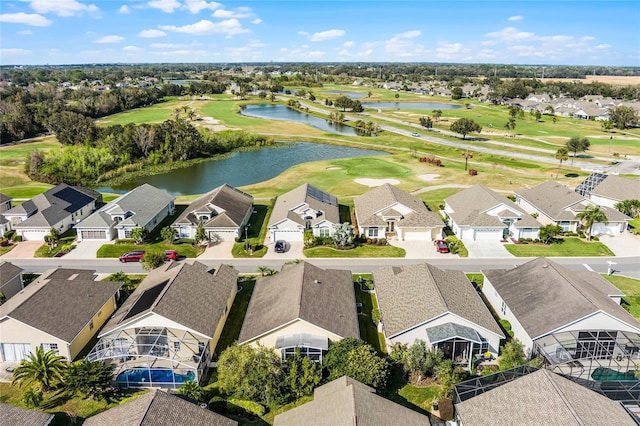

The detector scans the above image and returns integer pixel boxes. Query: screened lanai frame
[86,326,210,388]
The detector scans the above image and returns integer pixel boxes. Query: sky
[1,0,639,66]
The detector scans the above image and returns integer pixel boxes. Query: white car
[411,132,420,137]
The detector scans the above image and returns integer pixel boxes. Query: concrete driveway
[263,241,304,260]
[598,232,640,257]
[64,240,111,259]
[0,241,41,259]
[388,238,454,259]
[199,241,235,259]
[464,240,514,258]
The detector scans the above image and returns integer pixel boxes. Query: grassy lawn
[34,235,76,258]
[466,273,484,288]
[504,237,614,257]
[603,274,640,319]
[232,203,270,258]
[629,219,640,235]
[213,276,256,357]
[96,241,203,258]
[384,366,436,416]
[0,243,17,256]
[354,281,386,355]
[304,244,405,258]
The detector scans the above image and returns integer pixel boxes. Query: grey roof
[455,369,636,426]
[482,258,640,339]
[0,261,23,286]
[0,268,121,343]
[5,183,100,229]
[445,185,539,228]
[0,403,53,426]
[354,183,443,228]
[172,184,253,228]
[516,180,628,223]
[101,262,237,338]
[590,175,640,202]
[374,263,503,338]
[0,193,11,203]
[238,262,359,344]
[274,376,430,426]
[83,389,236,426]
[268,183,339,228]
[425,322,482,344]
[77,184,173,229]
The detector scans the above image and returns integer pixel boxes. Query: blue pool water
[116,368,195,384]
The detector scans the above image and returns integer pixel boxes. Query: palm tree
[555,148,569,177]
[22,388,43,408]
[576,205,608,240]
[257,265,270,276]
[433,109,442,122]
[615,200,640,218]
[11,347,67,391]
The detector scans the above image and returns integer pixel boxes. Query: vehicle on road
[411,132,420,137]
[119,250,145,262]
[435,240,450,253]
[165,250,179,261]
[274,240,286,253]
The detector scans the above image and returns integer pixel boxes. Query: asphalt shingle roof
[0,403,54,426]
[274,376,430,426]
[238,262,359,343]
[83,389,236,426]
[590,175,640,202]
[172,184,253,228]
[455,369,636,426]
[0,261,23,287]
[101,262,237,338]
[482,258,640,339]
[374,263,503,338]
[268,184,339,228]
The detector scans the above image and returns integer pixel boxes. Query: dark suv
[119,250,145,262]
[274,240,286,253]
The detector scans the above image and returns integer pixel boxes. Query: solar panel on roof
[123,280,169,320]
[307,185,337,205]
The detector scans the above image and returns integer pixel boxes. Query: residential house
[2,184,101,241]
[0,261,24,300]
[354,183,444,241]
[0,193,12,235]
[444,185,540,241]
[75,184,175,241]
[274,376,430,426]
[172,184,253,241]
[0,403,54,426]
[455,368,636,426]
[516,180,629,235]
[482,258,640,380]
[238,262,359,362]
[0,268,121,362]
[86,262,237,388]
[374,263,503,369]
[83,389,236,426]
[267,184,339,242]
[588,175,640,209]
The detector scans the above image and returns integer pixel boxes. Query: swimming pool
[116,368,196,386]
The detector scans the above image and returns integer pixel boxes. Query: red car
[165,250,179,261]
[435,240,450,253]
[119,250,145,262]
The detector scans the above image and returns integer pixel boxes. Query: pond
[361,102,463,110]
[240,104,360,135]
[95,142,387,196]
[322,90,367,99]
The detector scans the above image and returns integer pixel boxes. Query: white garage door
[591,223,622,236]
[1,343,31,361]
[474,229,504,240]
[19,229,48,241]
[403,231,430,241]
[272,230,303,242]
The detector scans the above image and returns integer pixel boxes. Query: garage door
[272,230,303,242]
[591,223,621,236]
[474,229,504,240]
[1,343,31,361]
[19,229,48,241]
[403,231,429,241]
[81,230,106,240]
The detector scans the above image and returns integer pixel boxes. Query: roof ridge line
[546,260,600,310]
[424,264,449,311]
[138,389,158,426]
[542,370,585,425]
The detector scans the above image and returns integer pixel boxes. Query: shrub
[468,169,478,176]
[226,399,266,417]
[209,396,227,413]
[13,235,22,242]
[0,239,8,247]
[4,230,15,239]
[499,319,514,338]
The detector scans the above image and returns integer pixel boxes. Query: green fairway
[505,237,614,257]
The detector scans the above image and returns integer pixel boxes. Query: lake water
[240,104,360,135]
[361,102,463,110]
[322,90,367,99]
[95,142,386,196]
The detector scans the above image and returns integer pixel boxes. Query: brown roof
[172,184,253,228]
[0,403,53,426]
[274,376,430,426]
[0,268,121,343]
[354,183,443,228]
[591,175,640,202]
[374,263,503,338]
[268,183,339,228]
[483,258,640,339]
[455,369,636,426]
[101,262,238,338]
[238,262,359,343]
[83,389,236,426]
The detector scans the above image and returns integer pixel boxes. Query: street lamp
[244,225,250,252]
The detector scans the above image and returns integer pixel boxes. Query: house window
[89,320,94,330]
[480,338,489,353]
[41,343,59,354]
[368,228,379,237]
[501,301,507,315]
[124,229,131,238]
[173,342,181,353]
[386,221,395,232]
[319,227,330,237]
[304,216,313,230]
[199,215,209,221]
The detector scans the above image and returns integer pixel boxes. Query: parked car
[165,250,179,261]
[274,240,286,253]
[119,250,145,262]
[435,240,449,253]
[411,132,420,137]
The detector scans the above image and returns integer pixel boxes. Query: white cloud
[251,18,262,24]
[385,30,425,57]
[151,49,208,56]
[1,48,31,55]
[139,29,167,38]
[362,41,378,49]
[212,8,251,19]
[151,42,180,48]
[357,49,373,58]
[298,31,309,36]
[25,0,99,17]
[307,50,325,58]
[183,0,221,13]
[486,27,535,41]
[436,41,467,60]
[95,35,124,43]
[508,15,523,21]
[507,45,545,57]
[279,47,288,52]
[123,45,142,51]
[343,41,354,47]
[119,5,130,14]
[0,12,52,26]
[161,19,248,36]
[148,0,181,13]
[595,43,611,49]
[309,29,345,42]
[19,29,33,35]
[581,36,595,42]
